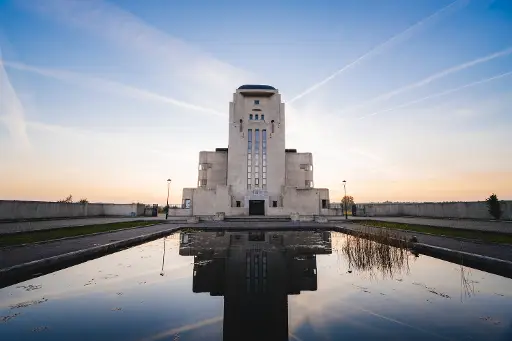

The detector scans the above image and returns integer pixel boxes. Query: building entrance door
[249,200,265,216]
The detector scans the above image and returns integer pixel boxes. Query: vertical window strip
[255,129,260,187]
[248,129,252,189]
[262,129,267,189]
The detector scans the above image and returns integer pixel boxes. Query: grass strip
[0,221,162,247]
[357,220,512,244]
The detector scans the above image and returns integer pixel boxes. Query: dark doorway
[249,200,265,216]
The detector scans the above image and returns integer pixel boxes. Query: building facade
[181,85,330,216]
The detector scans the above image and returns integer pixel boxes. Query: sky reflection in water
[0,230,511,340]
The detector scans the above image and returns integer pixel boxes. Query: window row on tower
[247,129,267,190]
[249,113,264,121]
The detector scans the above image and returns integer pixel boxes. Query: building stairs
[224,216,291,223]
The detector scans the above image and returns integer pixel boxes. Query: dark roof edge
[238,84,277,91]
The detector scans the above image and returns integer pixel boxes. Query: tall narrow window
[262,129,267,189]
[255,114,259,120]
[239,119,243,133]
[271,120,275,133]
[249,114,253,120]
[247,129,252,189]
[255,129,260,187]
[261,114,264,121]
[248,129,252,151]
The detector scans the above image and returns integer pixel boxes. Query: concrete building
[181,85,330,216]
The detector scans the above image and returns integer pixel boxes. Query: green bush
[486,193,502,220]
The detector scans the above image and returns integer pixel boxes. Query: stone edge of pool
[1,225,511,290]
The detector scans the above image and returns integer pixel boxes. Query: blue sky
[1,0,511,204]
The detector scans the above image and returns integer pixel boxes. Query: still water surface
[1,230,511,340]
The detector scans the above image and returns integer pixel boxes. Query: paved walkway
[0,215,183,234]
[0,223,181,269]
[349,216,512,234]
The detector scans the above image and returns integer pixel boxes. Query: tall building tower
[227,85,285,214]
[181,85,329,216]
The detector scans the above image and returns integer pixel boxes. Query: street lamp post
[342,180,348,220]
[166,179,171,220]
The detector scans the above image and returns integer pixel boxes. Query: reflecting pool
[1,230,511,340]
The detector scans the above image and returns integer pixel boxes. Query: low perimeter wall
[0,200,146,221]
[359,201,512,220]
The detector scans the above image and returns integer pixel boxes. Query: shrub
[486,193,502,220]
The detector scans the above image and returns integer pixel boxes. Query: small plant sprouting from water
[338,228,411,279]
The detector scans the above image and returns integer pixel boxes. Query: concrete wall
[360,201,512,220]
[167,208,192,217]
[0,201,146,221]
[103,203,145,216]
[282,187,322,216]
[198,150,227,188]
[285,152,313,188]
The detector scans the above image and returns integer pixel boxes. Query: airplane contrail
[0,50,30,149]
[358,70,512,119]
[139,316,223,341]
[0,60,226,117]
[286,0,467,104]
[340,46,512,114]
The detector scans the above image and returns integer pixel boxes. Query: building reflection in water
[179,230,332,341]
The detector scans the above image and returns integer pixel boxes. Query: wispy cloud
[286,0,467,103]
[348,147,383,162]
[1,61,226,117]
[358,70,512,119]
[354,307,453,341]
[19,0,253,95]
[0,48,30,149]
[25,120,196,157]
[341,46,512,114]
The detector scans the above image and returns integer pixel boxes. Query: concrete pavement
[0,214,183,234]
[350,216,512,234]
[0,223,181,270]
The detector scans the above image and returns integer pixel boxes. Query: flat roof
[237,84,277,90]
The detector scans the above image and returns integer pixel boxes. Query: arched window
[271,120,275,133]
[255,114,259,120]
[249,114,253,120]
